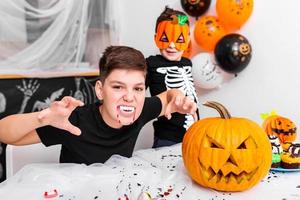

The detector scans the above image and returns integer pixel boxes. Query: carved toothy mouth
[199,160,258,184]
[271,128,297,135]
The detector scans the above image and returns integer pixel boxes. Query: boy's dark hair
[155,7,189,33]
[99,46,147,82]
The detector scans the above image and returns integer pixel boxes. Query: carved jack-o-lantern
[262,115,297,145]
[155,15,190,51]
[182,101,272,192]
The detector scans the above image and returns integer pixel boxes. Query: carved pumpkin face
[155,15,190,51]
[262,115,297,144]
[182,101,272,192]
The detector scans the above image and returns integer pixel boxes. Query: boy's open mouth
[117,105,136,125]
[119,105,135,113]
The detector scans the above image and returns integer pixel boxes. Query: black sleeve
[141,96,162,123]
[181,57,193,66]
[145,56,151,89]
[36,111,79,146]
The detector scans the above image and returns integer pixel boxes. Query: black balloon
[180,0,211,18]
[214,33,252,74]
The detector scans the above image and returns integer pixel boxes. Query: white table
[0,144,299,200]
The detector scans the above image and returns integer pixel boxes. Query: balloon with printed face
[194,16,226,52]
[214,33,252,74]
[216,0,254,31]
[181,0,211,18]
[192,53,223,89]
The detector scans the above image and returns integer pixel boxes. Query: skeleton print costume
[146,55,199,143]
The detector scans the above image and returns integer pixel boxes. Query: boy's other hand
[164,95,198,121]
[38,96,84,135]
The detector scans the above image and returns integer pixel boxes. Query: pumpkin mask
[182,101,272,192]
[155,15,190,51]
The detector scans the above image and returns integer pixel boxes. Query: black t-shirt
[146,55,199,142]
[36,96,161,165]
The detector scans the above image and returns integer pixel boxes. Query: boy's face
[160,44,185,61]
[155,17,190,61]
[95,69,146,128]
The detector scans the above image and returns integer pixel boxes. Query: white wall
[0,0,27,42]
[118,0,300,150]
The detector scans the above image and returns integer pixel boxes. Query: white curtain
[0,0,120,75]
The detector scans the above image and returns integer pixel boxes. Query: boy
[0,46,197,165]
[146,7,199,148]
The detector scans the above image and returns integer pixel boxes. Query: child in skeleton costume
[146,7,199,148]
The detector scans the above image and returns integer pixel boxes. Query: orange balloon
[216,0,254,31]
[194,16,226,52]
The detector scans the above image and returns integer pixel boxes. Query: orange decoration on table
[262,115,297,147]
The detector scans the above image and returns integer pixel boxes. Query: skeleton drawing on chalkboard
[70,77,97,104]
[16,79,40,113]
[32,88,65,112]
[73,77,85,102]
[0,92,6,114]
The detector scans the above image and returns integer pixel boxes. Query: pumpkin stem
[203,101,231,119]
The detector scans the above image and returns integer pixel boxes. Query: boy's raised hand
[164,90,198,121]
[37,96,84,136]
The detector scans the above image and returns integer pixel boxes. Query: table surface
[0,144,299,200]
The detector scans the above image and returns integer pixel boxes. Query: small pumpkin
[262,115,297,145]
[155,15,190,51]
[182,101,272,192]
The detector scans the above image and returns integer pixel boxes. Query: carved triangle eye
[176,33,185,43]
[208,136,224,149]
[237,142,247,149]
[210,142,219,148]
[237,136,258,149]
[159,32,169,42]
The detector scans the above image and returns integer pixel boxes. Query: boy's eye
[176,33,185,43]
[135,87,144,92]
[112,85,122,89]
[159,32,169,42]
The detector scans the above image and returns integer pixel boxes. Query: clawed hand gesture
[164,90,198,121]
[38,96,84,135]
